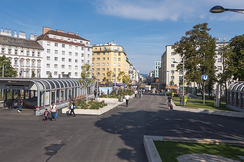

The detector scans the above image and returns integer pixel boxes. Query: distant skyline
[1,0,244,74]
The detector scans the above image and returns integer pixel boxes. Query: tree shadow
[95,109,244,162]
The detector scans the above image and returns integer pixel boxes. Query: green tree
[173,23,216,97]
[122,75,130,85]
[79,63,94,102]
[31,71,36,78]
[0,55,17,77]
[102,77,108,83]
[117,71,125,83]
[228,35,244,81]
[106,70,114,86]
[48,72,52,78]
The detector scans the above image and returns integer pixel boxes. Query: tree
[48,72,52,78]
[0,55,17,77]
[31,71,36,78]
[122,75,130,85]
[102,77,108,83]
[228,35,244,81]
[173,23,216,97]
[117,71,125,83]
[79,63,94,102]
[106,70,114,86]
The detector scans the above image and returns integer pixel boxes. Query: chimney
[14,30,17,38]
[18,31,26,39]
[30,33,35,40]
[1,28,11,36]
[67,32,74,35]
[56,29,65,33]
[43,26,52,34]
[75,32,79,36]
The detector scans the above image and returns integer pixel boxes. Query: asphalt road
[0,93,244,162]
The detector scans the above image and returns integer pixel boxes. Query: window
[102,73,105,76]
[47,42,51,46]
[62,58,65,62]
[47,49,50,53]
[69,52,72,56]
[171,52,175,55]
[26,60,30,66]
[75,52,78,56]
[114,57,116,61]
[114,68,116,72]
[113,63,116,66]
[69,45,72,49]
[218,58,222,62]
[69,65,72,69]
[218,66,222,70]
[114,53,116,56]
[8,49,11,54]
[55,43,58,47]
[38,52,40,57]
[171,46,174,49]
[14,60,18,65]
[118,53,121,56]
[46,71,50,75]
[81,47,84,50]
[15,49,17,54]
[54,71,58,75]
[81,60,84,63]
[75,65,78,70]
[179,70,183,75]
[102,68,105,71]
[47,56,50,60]
[97,63,100,66]
[107,63,109,66]
[103,57,105,60]
[97,57,100,61]
[88,48,90,51]
[69,59,72,62]
[81,53,84,57]
[171,70,174,74]
[102,62,105,66]
[21,50,24,55]
[97,68,100,71]
[75,59,78,63]
[55,50,58,54]
[32,52,35,56]
[103,52,105,55]
[54,64,58,68]
[171,58,175,62]
[118,68,120,72]
[75,46,78,50]
[62,51,65,55]
[88,54,90,57]
[171,76,174,80]
[62,65,65,68]
[54,57,58,61]
[107,57,109,60]
[171,64,175,68]
[118,58,121,61]
[46,64,50,68]
[62,44,65,48]
[118,63,120,67]
[179,76,183,81]
[26,51,29,56]
[75,72,78,76]
[87,60,89,63]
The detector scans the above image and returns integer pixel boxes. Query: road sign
[202,75,208,81]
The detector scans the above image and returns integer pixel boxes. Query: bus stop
[227,82,244,110]
[0,78,94,115]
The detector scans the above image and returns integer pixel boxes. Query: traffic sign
[202,75,208,81]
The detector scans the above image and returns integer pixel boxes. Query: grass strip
[172,96,234,111]
[154,141,244,162]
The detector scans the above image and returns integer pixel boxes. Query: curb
[143,135,244,162]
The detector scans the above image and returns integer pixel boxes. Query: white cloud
[94,0,244,21]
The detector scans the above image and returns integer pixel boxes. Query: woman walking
[50,102,58,122]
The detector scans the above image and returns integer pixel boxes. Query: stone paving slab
[177,154,240,162]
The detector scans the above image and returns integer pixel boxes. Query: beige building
[92,42,130,83]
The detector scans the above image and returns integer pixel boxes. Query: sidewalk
[169,97,244,118]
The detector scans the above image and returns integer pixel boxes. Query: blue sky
[1,0,244,74]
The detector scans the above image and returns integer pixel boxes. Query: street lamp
[210,6,244,14]
[173,58,185,106]
[167,70,169,92]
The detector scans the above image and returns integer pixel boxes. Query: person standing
[16,94,22,113]
[134,90,138,98]
[44,109,49,122]
[49,102,58,122]
[69,100,76,117]
[94,89,97,98]
[124,93,130,107]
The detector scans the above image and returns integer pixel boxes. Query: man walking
[69,100,76,117]
[124,93,130,107]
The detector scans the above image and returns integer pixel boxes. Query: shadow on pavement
[95,109,244,162]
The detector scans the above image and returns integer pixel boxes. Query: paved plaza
[0,93,244,162]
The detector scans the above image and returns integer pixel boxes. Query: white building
[129,65,140,83]
[0,28,43,78]
[37,27,92,78]
[154,61,161,79]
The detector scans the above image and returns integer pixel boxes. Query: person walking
[69,100,76,117]
[134,90,138,98]
[16,94,22,113]
[94,89,97,98]
[49,102,58,122]
[124,93,130,107]
[167,94,173,110]
[43,109,49,122]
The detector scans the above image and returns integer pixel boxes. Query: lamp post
[210,6,244,14]
[173,58,184,106]
[167,70,169,92]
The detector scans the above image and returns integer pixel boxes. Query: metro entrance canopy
[0,78,94,115]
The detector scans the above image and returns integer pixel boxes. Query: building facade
[129,65,140,84]
[154,60,161,82]
[0,28,43,78]
[92,42,130,83]
[37,27,92,78]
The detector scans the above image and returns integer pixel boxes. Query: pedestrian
[69,100,76,117]
[184,95,188,106]
[16,94,22,113]
[124,93,130,107]
[44,109,49,122]
[167,95,173,110]
[134,90,138,98]
[94,89,97,98]
[139,89,142,99]
[49,102,58,122]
